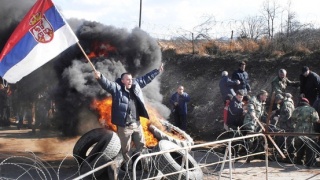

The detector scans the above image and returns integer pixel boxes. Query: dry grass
[158,37,316,57]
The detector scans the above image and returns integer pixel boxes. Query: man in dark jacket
[227,90,246,130]
[94,63,164,169]
[219,71,240,101]
[232,61,251,96]
[170,85,190,131]
[300,66,320,106]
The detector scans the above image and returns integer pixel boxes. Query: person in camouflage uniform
[271,69,299,96]
[274,93,295,161]
[275,93,295,131]
[291,98,320,167]
[242,90,268,163]
[243,90,268,133]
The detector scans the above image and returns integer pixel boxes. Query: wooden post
[253,118,286,158]
[77,42,97,72]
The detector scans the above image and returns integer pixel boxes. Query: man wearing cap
[232,61,251,96]
[291,97,320,167]
[271,69,299,96]
[300,66,320,106]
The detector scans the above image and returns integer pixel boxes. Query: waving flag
[0,0,78,83]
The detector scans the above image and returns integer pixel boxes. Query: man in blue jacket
[170,85,190,131]
[94,63,163,170]
[232,61,251,96]
[219,71,240,101]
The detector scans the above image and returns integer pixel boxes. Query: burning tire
[153,140,203,180]
[149,119,194,147]
[73,128,121,177]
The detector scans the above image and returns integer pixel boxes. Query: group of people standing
[220,62,320,167]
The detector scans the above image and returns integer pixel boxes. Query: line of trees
[163,0,320,55]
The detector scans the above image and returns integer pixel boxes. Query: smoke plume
[0,1,170,136]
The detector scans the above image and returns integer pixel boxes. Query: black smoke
[0,1,170,136]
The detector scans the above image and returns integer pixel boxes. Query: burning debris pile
[0,0,171,136]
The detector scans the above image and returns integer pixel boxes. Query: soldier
[274,93,295,161]
[291,98,320,168]
[275,93,295,131]
[271,69,299,96]
[243,90,268,133]
[242,90,268,163]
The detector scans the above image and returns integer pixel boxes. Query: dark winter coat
[232,69,251,93]
[97,69,160,127]
[300,71,320,105]
[170,92,190,115]
[219,75,237,100]
[227,96,244,128]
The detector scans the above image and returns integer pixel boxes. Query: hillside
[160,51,320,140]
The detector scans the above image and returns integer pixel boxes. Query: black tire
[73,128,121,178]
[153,140,203,180]
[149,119,194,147]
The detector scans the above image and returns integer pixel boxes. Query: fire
[87,41,117,59]
[92,97,159,147]
[91,97,117,132]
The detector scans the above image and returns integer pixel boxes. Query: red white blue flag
[0,0,78,83]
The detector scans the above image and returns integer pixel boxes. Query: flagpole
[77,42,97,72]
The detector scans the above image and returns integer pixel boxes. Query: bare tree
[239,15,264,40]
[193,15,216,40]
[261,0,281,40]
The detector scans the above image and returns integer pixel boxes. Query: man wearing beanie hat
[291,97,320,167]
[300,66,320,106]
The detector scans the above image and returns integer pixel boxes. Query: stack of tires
[152,140,203,180]
[73,120,203,179]
[73,128,121,179]
[150,120,203,180]
[149,119,194,147]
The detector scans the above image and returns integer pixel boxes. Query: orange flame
[91,97,117,132]
[87,41,117,59]
[91,97,159,147]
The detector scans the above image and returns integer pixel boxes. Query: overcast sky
[53,0,320,39]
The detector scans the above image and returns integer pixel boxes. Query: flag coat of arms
[0,0,78,83]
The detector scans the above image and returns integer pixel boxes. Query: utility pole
[139,0,142,28]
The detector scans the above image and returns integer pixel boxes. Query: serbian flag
[0,0,78,83]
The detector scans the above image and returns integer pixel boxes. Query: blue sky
[53,0,320,39]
